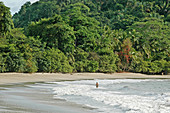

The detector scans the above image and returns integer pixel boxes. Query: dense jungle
[0,0,169,74]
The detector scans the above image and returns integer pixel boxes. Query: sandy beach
[0,73,170,113]
[0,72,170,85]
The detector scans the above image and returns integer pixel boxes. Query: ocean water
[32,79,170,113]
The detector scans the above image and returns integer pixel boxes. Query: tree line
[0,0,169,74]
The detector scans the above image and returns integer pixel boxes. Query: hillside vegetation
[0,0,169,74]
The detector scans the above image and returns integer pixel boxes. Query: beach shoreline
[0,72,170,113]
[0,72,170,85]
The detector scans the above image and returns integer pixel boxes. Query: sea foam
[52,79,170,113]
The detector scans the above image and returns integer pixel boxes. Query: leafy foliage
[27,15,75,53]
[37,48,73,73]
[0,1,169,74]
[0,2,14,36]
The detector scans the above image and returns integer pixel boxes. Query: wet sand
[0,82,96,113]
[0,73,169,113]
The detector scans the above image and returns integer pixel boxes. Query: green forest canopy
[0,0,169,74]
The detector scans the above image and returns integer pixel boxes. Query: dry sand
[0,72,170,85]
